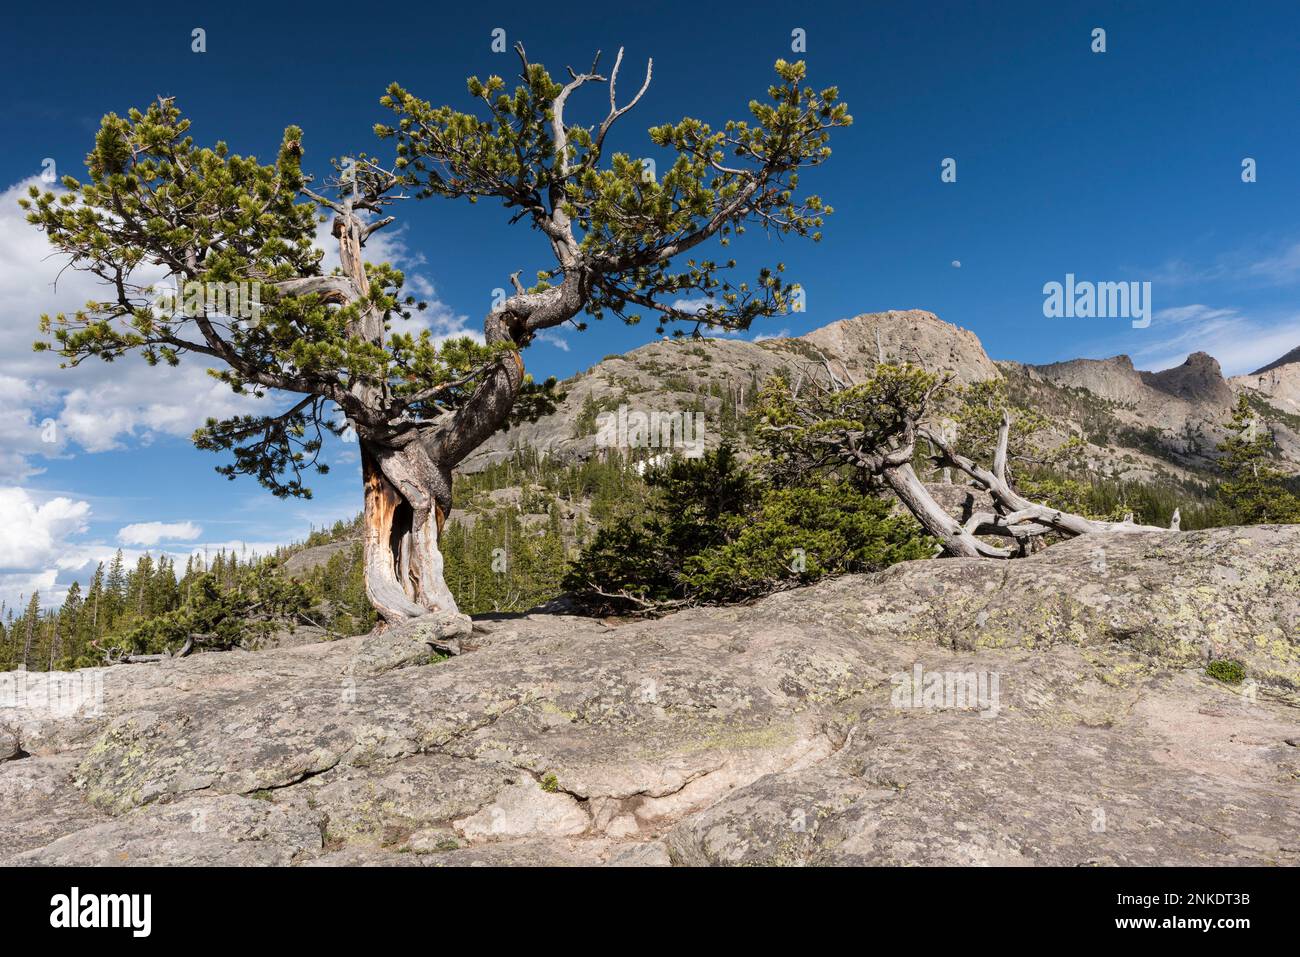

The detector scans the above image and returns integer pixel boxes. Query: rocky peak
[1140,351,1233,405]
[456,307,1296,480]
[461,309,999,473]
[1031,349,1236,413]
[799,309,1000,387]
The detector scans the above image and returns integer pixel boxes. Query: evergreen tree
[565,445,930,612]
[25,54,848,625]
[104,550,127,628]
[1216,396,1300,524]
[86,562,106,641]
[57,581,84,669]
[19,592,40,671]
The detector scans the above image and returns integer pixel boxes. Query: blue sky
[2,0,1299,610]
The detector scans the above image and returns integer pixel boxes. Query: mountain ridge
[465,310,1300,482]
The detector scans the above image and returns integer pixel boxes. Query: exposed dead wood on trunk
[359,441,458,624]
[361,446,427,623]
[882,463,1013,558]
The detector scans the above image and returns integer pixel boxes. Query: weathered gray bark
[882,463,1005,557]
[793,365,1178,558]
[887,409,1175,558]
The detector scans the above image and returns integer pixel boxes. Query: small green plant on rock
[1206,659,1246,684]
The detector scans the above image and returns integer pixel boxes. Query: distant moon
[951,260,961,268]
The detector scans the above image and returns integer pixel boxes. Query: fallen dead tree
[104,634,198,665]
[757,360,1179,559]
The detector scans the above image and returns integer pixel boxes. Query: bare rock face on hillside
[1025,355,1152,406]
[3,525,1297,866]
[1021,351,1238,411]
[802,309,1001,386]
[1141,352,1235,406]
[1233,351,1300,418]
[280,537,359,577]
[1018,347,1300,477]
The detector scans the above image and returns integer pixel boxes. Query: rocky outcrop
[801,309,1000,386]
[1029,352,1236,409]
[0,725,20,761]
[3,526,1297,866]
[280,537,359,577]
[1232,351,1300,418]
[1020,348,1300,477]
[1024,355,1151,407]
[1141,352,1234,406]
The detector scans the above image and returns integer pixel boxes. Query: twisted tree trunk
[346,283,531,624]
[359,302,531,624]
[327,192,484,625]
[882,462,1000,557]
[325,172,567,626]
[359,438,458,623]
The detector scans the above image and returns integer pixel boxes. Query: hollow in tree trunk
[359,437,458,624]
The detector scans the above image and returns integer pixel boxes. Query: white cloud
[753,328,790,342]
[1245,242,1300,284]
[0,374,65,481]
[533,327,570,351]
[1151,304,1239,326]
[671,297,713,315]
[1129,304,1300,375]
[57,369,265,453]
[118,521,202,547]
[0,569,59,613]
[0,487,91,571]
[1149,238,1300,289]
[0,178,270,466]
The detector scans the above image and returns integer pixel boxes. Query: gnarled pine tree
[24,48,849,626]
